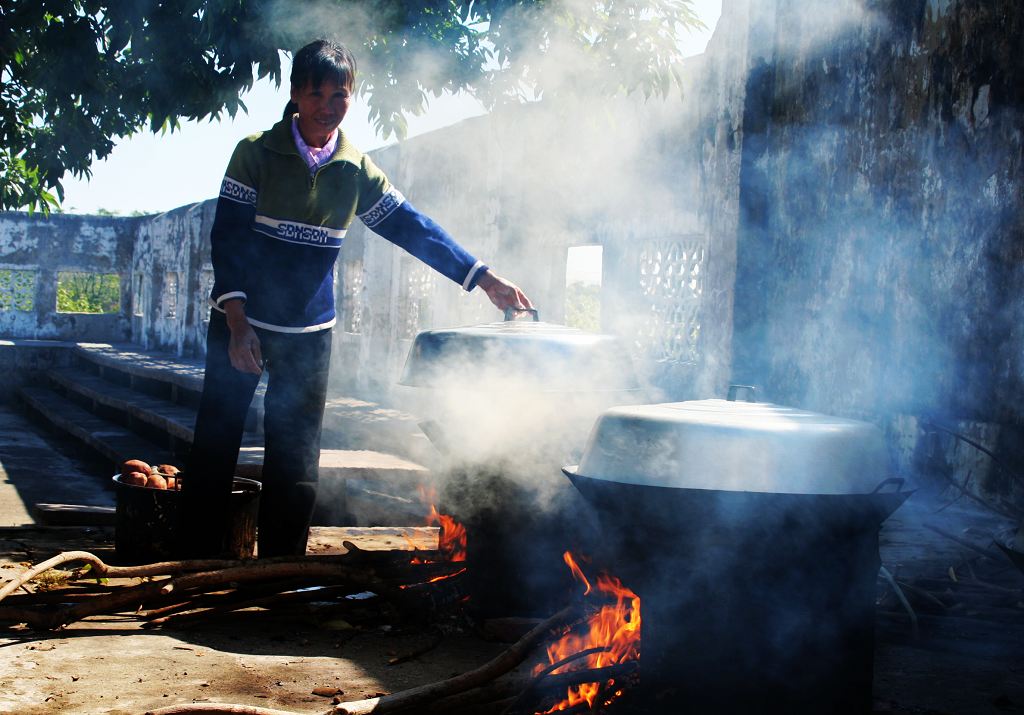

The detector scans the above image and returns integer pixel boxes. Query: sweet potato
[146,474,168,490]
[155,464,180,476]
[165,476,177,490]
[123,471,149,487]
[121,459,152,476]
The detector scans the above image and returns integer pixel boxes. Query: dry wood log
[389,572,468,617]
[144,704,301,715]
[430,663,639,715]
[379,562,466,584]
[144,584,370,628]
[923,460,1019,520]
[500,648,619,715]
[0,588,121,605]
[141,578,326,621]
[880,566,918,638]
[2,546,469,631]
[0,605,45,625]
[143,628,631,715]
[923,523,1004,561]
[148,567,463,628]
[0,548,444,607]
[331,604,578,715]
[342,541,441,566]
[0,551,263,602]
[895,580,950,610]
[6,561,387,630]
[387,626,444,665]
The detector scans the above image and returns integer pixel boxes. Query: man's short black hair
[290,39,357,91]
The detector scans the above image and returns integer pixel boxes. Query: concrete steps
[71,343,264,432]
[48,367,206,444]
[19,386,176,469]
[15,343,434,526]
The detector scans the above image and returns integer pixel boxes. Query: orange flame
[412,486,467,563]
[397,489,467,591]
[428,504,467,563]
[404,485,467,564]
[428,567,468,583]
[535,552,641,713]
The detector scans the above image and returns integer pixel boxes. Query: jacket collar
[263,116,362,167]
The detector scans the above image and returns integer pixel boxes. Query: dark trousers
[179,311,332,558]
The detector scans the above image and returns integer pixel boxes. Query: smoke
[284,0,1024,510]
[260,1,380,56]
[392,317,650,617]
[397,320,645,505]
[263,0,1020,692]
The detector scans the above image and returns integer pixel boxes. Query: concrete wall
[129,201,216,355]
[721,0,1024,497]
[0,212,136,342]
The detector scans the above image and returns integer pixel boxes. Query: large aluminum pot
[561,388,911,714]
[399,308,643,465]
[572,388,890,495]
[400,309,639,393]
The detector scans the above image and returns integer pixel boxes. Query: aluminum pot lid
[399,309,639,392]
[571,398,891,495]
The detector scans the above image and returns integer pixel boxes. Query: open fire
[406,486,468,565]
[429,503,468,563]
[400,497,468,591]
[535,551,641,713]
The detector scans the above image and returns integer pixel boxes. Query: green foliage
[1,1,702,213]
[56,271,121,313]
[2,0,283,214]
[565,281,601,332]
[0,269,37,311]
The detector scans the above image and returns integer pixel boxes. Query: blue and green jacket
[210,117,487,332]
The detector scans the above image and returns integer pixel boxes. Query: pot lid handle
[871,477,906,494]
[504,307,540,322]
[727,384,758,402]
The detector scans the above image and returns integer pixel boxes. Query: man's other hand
[223,299,263,374]
[476,270,533,313]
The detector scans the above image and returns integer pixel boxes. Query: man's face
[291,77,352,147]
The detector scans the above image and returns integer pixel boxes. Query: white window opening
[565,245,602,332]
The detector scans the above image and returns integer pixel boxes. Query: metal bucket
[112,474,260,563]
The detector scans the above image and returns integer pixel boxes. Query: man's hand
[223,299,263,374]
[476,270,533,313]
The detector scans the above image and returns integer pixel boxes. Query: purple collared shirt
[291,118,339,174]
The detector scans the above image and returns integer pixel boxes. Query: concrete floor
[1,404,1023,714]
[0,404,506,714]
[0,406,116,527]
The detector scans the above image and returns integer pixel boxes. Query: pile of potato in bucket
[119,459,181,490]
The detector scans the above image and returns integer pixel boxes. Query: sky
[60,1,721,216]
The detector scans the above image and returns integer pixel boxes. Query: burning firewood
[139,604,579,715]
[135,550,642,715]
[329,604,579,715]
[3,525,645,715]
[0,547,466,631]
[326,553,641,715]
[523,552,641,713]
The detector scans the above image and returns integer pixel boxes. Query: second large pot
[562,394,911,714]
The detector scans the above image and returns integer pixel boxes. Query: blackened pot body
[566,470,910,715]
[442,467,601,617]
